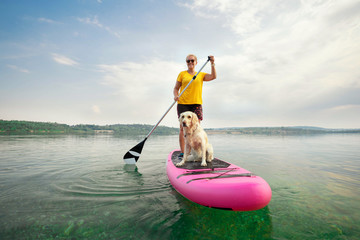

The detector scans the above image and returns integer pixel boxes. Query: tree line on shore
[0,120,178,135]
[1,120,359,135]
[206,126,360,135]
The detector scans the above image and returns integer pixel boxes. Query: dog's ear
[179,113,183,122]
[191,112,199,127]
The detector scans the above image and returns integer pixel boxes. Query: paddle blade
[123,138,147,164]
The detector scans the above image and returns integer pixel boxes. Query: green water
[0,134,359,239]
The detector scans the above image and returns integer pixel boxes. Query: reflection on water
[170,192,272,239]
[0,134,359,239]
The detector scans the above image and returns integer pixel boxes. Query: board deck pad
[171,150,230,170]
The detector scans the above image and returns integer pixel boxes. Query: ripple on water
[52,164,171,201]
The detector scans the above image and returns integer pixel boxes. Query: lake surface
[0,133,359,239]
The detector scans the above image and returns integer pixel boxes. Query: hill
[1,120,359,135]
[0,120,178,135]
[206,126,360,135]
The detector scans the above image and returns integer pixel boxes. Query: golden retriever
[176,111,214,167]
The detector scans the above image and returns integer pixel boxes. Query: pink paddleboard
[167,150,272,211]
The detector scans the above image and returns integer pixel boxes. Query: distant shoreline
[1,119,359,135]
[0,120,178,135]
[206,127,360,135]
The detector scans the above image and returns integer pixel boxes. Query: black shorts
[177,104,203,121]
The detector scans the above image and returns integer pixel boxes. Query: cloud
[182,0,360,124]
[51,53,79,66]
[92,105,101,114]
[98,59,182,100]
[180,0,275,36]
[77,15,122,39]
[78,15,103,28]
[316,104,360,127]
[97,59,183,123]
[6,64,30,73]
[38,17,61,24]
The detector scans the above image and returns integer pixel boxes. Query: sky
[0,0,359,129]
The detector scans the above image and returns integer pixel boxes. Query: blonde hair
[186,54,197,62]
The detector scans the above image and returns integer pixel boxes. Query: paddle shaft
[145,57,210,139]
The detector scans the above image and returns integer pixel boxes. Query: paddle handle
[145,57,211,139]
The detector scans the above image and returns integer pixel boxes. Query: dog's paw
[176,161,185,167]
[201,161,207,167]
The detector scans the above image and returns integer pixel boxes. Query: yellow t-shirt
[177,71,207,105]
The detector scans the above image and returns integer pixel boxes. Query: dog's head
[179,111,199,129]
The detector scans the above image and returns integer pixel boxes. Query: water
[0,134,359,239]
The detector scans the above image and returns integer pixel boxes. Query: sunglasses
[186,59,195,63]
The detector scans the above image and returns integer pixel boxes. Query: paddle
[123,56,211,164]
